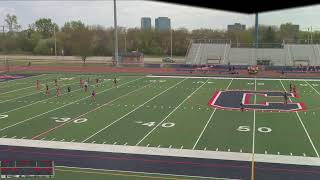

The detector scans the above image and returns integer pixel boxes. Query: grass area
[1,73,320,158]
[52,166,221,180]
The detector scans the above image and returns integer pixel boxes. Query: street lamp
[124,29,127,53]
[170,27,173,59]
[53,26,57,59]
[113,0,119,66]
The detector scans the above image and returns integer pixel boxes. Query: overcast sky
[0,1,319,31]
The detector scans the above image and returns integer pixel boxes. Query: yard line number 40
[135,121,175,128]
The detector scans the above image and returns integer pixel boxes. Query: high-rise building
[227,23,246,32]
[141,17,152,30]
[155,17,171,31]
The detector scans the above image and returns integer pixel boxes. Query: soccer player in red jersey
[56,85,61,97]
[293,85,297,95]
[91,90,96,102]
[80,78,84,88]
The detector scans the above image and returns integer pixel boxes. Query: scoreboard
[0,160,54,178]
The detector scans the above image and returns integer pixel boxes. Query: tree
[33,38,55,55]
[280,22,299,42]
[71,29,93,64]
[261,26,277,44]
[62,21,86,32]
[31,18,58,38]
[5,14,21,33]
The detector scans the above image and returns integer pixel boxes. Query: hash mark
[157,145,161,148]
[12,136,16,138]
[290,153,293,156]
[146,144,150,147]
[103,142,106,144]
[71,139,76,142]
[265,150,267,154]
[228,149,230,152]
[124,142,128,146]
[169,145,172,148]
[303,153,306,157]
[41,138,46,140]
[51,138,55,141]
[216,148,218,151]
[180,146,183,149]
[60,139,65,142]
[91,141,96,143]
[277,152,280,155]
[21,137,26,139]
[240,149,242,152]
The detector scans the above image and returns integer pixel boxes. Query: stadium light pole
[311,26,313,44]
[113,0,119,66]
[170,27,173,59]
[255,13,259,48]
[53,26,57,59]
[124,29,127,53]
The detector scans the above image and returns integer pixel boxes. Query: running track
[0,145,319,179]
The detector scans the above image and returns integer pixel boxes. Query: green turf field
[1,73,320,158]
[52,166,222,180]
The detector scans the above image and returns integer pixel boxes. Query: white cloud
[259,4,320,30]
[0,0,319,31]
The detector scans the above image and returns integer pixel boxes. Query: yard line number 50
[237,126,272,133]
[51,117,88,124]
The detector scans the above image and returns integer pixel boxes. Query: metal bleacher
[185,41,320,66]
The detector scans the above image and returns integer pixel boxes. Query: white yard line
[147,75,320,82]
[1,138,320,167]
[1,85,39,95]
[192,109,216,150]
[0,76,55,95]
[136,79,209,146]
[0,79,84,114]
[280,80,320,157]
[305,81,320,96]
[56,166,239,180]
[192,78,233,150]
[81,78,187,143]
[0,75,71,104]
[0,77,144,132]
[0,74,47,85]
[225,79,234,90]
[252,79,257,157]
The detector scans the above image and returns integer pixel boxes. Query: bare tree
[5,14,21,33]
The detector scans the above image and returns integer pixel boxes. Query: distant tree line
[1,14,320,59]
